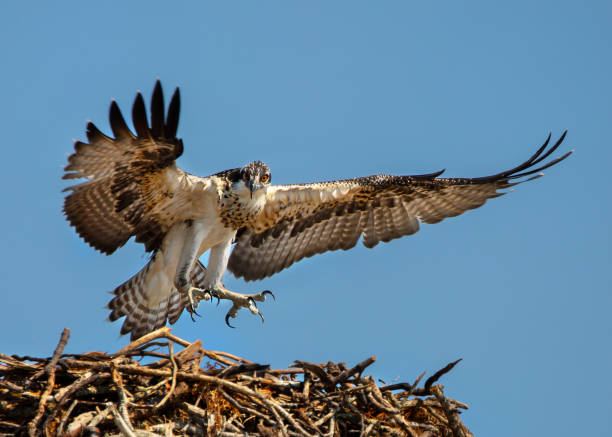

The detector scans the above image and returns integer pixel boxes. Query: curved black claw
[261,290,275,301]
[225,313,236,329]
[188,304,201,321]
[208,290,221,306]
[189,309,202,322]
[246,297,265,324]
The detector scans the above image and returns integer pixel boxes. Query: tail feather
[108,258,208,340]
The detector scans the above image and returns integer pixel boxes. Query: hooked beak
[248,181,262,199]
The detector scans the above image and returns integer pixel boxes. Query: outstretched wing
[228,133,572,281]
[63,80,192,254]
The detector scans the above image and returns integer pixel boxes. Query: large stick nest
[0,328,472,436]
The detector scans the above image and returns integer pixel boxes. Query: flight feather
[63,80,185,254]
[228,133,571,281]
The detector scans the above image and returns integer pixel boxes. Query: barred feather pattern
[63,80,183,254]
[229,132,572,281]
[108,260,207,340]
[63,81,572,339]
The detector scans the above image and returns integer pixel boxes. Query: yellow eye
[242,172,249,181]
[260,174,270,183]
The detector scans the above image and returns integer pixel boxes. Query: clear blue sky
[1,2,610,435]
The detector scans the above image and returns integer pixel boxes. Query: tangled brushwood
[0,328,472,437]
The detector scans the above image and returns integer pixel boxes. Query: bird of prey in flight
[63,81,572,340]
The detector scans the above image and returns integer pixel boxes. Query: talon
[187,286,212,321]
[208,289,221,306]
[211,286,276,328]
[187,301,201,321]
[262,290,275,301]
[225,313,236,329]
[189,309,201,322]
[188,295,200,315]
[247,297,259,314]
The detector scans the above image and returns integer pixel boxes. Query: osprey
[63,81,572,340]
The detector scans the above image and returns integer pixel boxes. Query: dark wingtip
[165,86,181,139]
[545,131,552,145]
[413,169,445,180]
[151,80,165,138]
[468,131,571,184]
[109,99,133,140]
[152,79,163,98]
[131,92,150,138]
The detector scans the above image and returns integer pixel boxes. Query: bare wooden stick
[28,328,70,437]
[208,350,254,364]
[112,327,171,357]
[110,364,133,431]
[56,399,79,435]
[431,385,466,437]
[332,356,376,385]
[107,403,137,437]
[153,343,177,410]
[424,359,462,393]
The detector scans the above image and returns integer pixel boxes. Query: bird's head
[239,161,271,198]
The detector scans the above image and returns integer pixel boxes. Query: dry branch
[0,328,472,436]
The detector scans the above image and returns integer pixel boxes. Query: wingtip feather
[151,80,165,138]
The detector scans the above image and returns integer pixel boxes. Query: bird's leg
[204,240,275,327]
[172,220,212,316]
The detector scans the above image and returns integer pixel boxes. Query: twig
[154,343,177,410]
[0,421,19,429]
[153,340,202,368]
[162,332,192,348]
[424,359,462,393]
[27,328,70,437]
[327,415,335,437]
[431,386,466,437]
[110,363,133,431]
[313,406,340,427]
[107,403,137,437]
[64,411,96,436]
[112,327,171,357]
[292,361,335,389]
[266,368,304,375]
[86,405,112,430]
[332,356,376,385]
[55,399,78,437]
[0,379,24,392]
[381,370,425,395]
[208,350,254,364]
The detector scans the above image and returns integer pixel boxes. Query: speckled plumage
[63,81,572,339]
[216,173,267,229]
